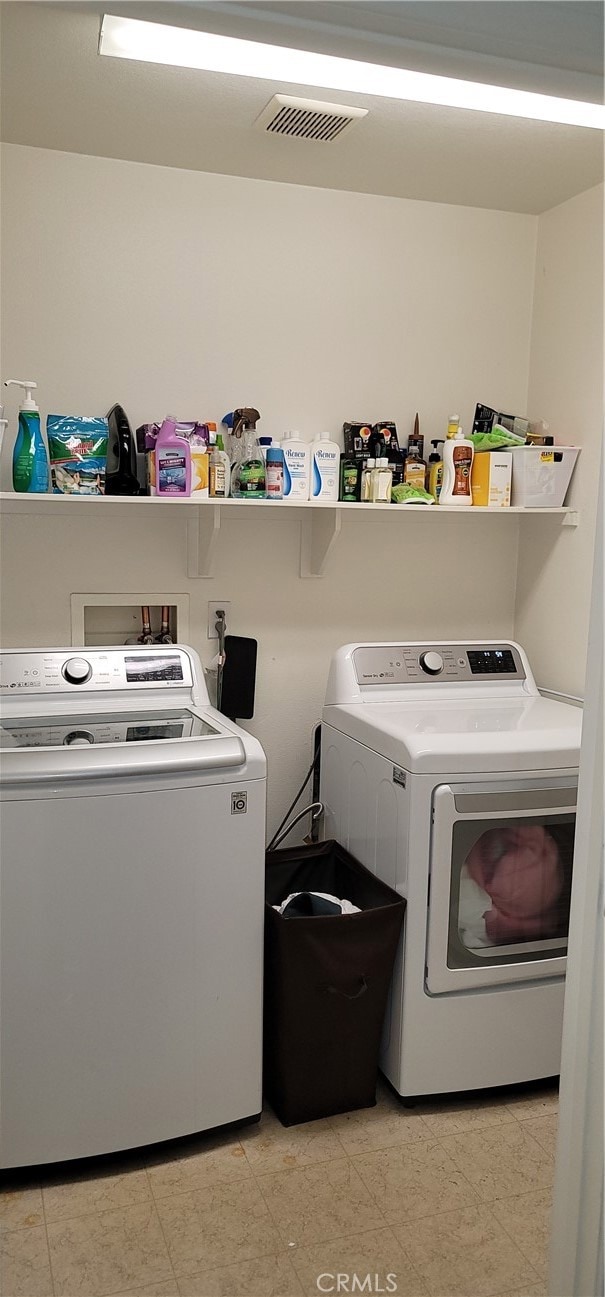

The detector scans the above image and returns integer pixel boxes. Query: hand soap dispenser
[4,379,49,493]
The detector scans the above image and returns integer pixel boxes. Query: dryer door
[426,780,576,994]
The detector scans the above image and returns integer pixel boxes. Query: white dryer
[321,640,581,1097]
[0,645,266,1168]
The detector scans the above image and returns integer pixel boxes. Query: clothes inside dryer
[456,818,575,954]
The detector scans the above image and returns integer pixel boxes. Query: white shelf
[0,493,578,578]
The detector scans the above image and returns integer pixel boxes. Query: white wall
[515,183,604,698]
[0,141,572,837]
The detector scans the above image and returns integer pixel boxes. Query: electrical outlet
[207,601,231,639]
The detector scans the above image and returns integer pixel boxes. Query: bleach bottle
[155,416,191,496]
[5,379,49,493]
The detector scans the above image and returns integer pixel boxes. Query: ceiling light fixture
[99,14,605,131]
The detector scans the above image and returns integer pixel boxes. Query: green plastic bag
[391,482,434,505]
[469,425,526,453]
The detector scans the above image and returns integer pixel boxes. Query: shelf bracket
[186,505,222,578]
[300,508,342,578]
[562,510,580,528]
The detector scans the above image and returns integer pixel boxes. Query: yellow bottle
[447,413,460,439]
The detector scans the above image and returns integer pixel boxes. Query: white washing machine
[0,645,266,1168]
[321,640,582,1098]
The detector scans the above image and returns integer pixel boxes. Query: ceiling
[1,1,603,214]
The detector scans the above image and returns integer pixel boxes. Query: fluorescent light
[99,14,605,131]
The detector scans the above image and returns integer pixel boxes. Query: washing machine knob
[62,657,92,685]
[419,651,444,676]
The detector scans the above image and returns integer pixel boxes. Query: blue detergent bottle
[5,379,49,493]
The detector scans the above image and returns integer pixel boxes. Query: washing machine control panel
[353,644,525,685]
[0,648,194,694]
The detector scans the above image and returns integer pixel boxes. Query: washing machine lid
[0,704,264,786]
[0,645,266,785]
[0,707,220,749]
[322,695,582,774]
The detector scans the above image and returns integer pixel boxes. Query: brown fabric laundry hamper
[264,839,405,1126]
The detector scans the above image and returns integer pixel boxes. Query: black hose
[266,750,319,852]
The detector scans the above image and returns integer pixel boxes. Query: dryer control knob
[62,657,92,685]
[419,651,444,676]
[64,730,95,746]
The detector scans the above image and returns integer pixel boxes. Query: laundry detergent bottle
[440,428,474,505]
[155,416,191,496]
[5,379,49,492]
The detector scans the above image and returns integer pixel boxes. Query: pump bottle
[0,406,7,475]
[428,440,444,499]
[440,428,474,505]
[5,380,49,493]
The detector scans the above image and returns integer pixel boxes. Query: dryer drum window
[450,814,575,968]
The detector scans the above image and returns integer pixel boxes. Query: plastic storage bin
[510,445,580,508]
[264,840,405,1126]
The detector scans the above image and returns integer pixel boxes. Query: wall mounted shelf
[0,494,579,579]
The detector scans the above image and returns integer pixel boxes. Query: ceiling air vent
[255,95,368,143]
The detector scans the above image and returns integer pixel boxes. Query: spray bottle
[230,408,265,499]
[4,380,49,493]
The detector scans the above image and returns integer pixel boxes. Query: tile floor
[0,1079,558,1297]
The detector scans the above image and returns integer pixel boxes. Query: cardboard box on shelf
[471,451,512,507]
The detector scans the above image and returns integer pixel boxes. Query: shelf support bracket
[562,510,580,528]
[300,508,342,578]
[186,505,222,578]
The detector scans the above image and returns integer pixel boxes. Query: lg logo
[316,1276,398,1293]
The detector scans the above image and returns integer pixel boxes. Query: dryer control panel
[352,643,526,685]
[0,647,194,695]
